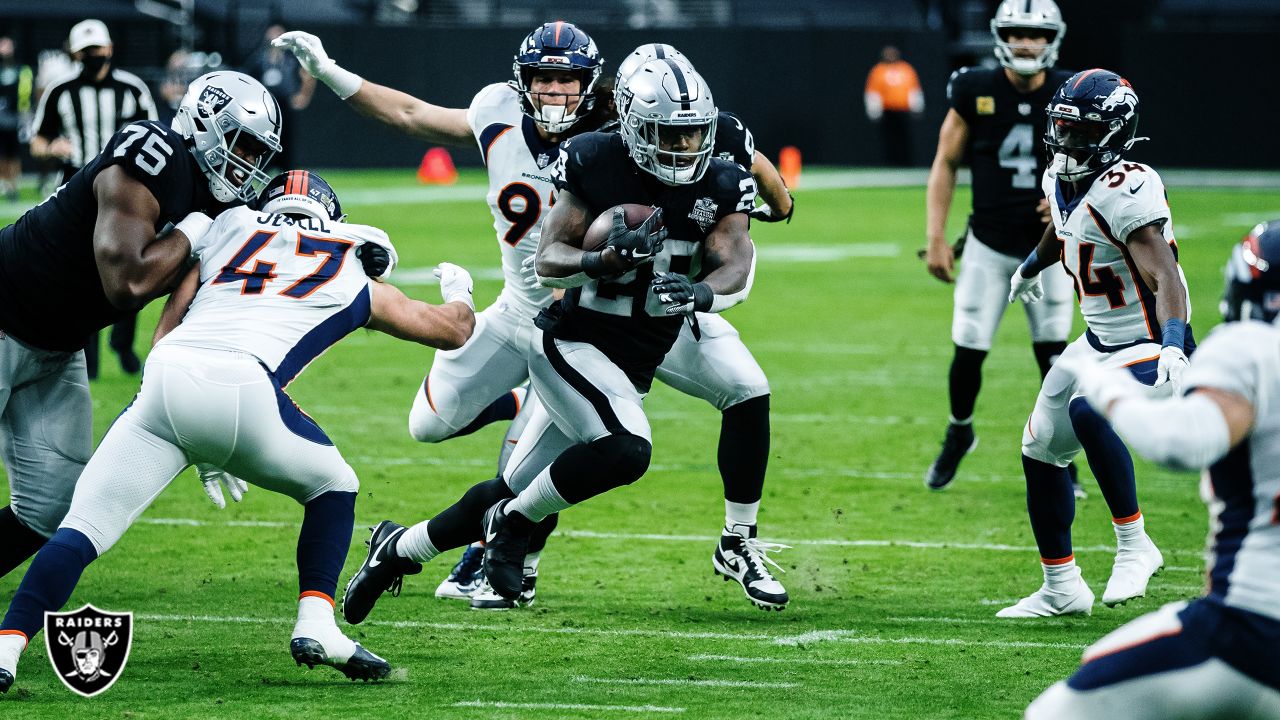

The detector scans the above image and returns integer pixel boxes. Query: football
[582,203,663,250]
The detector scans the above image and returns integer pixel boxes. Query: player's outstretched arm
[750,151,793,223]
[92,165,205,310]
[152,263,201,345]
[925,109,969,283]
[535,190,638,288]
[272,30,471,147]
[367,278,475,350]
[1128,223,1191,392]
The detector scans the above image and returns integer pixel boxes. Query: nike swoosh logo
[1129,181,1145,194]
[486,530,497,544]
[366,528,401,568]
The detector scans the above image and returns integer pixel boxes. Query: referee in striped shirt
[30,19,158,379]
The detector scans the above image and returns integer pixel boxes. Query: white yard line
[136,517,1201,557]
[453,700,685,714]
[886,616,1078,626]
[771,630,1085,650]
[688,654,903,667]
[572,675,797,689]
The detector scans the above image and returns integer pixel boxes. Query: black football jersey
[599,111,754,170]
[0,120,220,351]
[948,66,1073,256]
[542,131,755,389]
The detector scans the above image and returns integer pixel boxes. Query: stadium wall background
[2,16,1278,169]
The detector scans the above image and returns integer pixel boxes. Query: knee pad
[590,434,652,487]
[1021,420,1066,467]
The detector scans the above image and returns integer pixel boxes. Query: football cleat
[470,573,537,610]
[435,544,485,600]
[1102,537,1163,607]
[0,668,12,694]
[712,525,791,611]
[341,521,422,625]
[925,422,978,490]
[481,500,533,601]
[290,637,391,682]
[997,577,1095,618]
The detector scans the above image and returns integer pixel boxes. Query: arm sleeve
[946,68,974,123]
[465,83,507,141]
[1114,166,1172,242]
[1109,391,1231,471]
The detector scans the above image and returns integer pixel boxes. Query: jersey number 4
[998,124,1038,190]
[214,231,353,298]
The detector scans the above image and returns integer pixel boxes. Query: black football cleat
[0,667,12,694]
[925,421,978,491]
[290,638,391,682]
[481,500,533,601]
[341,521,422,625]
[713,524,791,611]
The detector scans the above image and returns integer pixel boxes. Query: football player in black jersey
[0,71,282,580]
[340,60,773,625]
[923,0,1081,493]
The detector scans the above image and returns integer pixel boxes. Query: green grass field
[0,168,1275,719]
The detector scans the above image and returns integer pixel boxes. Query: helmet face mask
[172,71,282,204]
[511,22,603,135]
[620,60,717,186]
[991,0,1066,76]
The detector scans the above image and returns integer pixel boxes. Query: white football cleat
[290,619,390,682]
[0,632,24,694]
[1102,537,1164,607]
[997,577,1095,618]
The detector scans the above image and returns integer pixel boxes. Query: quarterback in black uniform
[0,71,281,580]
[339,59,767,626]
[923,0,1079,492]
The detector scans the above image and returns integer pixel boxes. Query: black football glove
[749,193,794,223]
[357,243,391,279]
[651,272,713,315]
[607,206,667,262]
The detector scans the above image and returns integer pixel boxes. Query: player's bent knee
[717,381,771,412]
[407,401,454,443]
[463,477,517,517]
[13,499,65,540]
[590,433,652,487]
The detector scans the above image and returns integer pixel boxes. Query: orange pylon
[418,147,458,185]
[778,145,801,189]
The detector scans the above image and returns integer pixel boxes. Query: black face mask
[80,55,109,79]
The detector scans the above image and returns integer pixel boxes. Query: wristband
[581,251,608,279]
[1018,248,1040,278]
[320,64,363,100]
[1161,317,1187,350]
[175,212,213,254]
[691,282,714,312]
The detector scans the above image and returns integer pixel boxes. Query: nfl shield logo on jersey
[44,605,134,697]
[690,197,718,231]
[536,152,552,168]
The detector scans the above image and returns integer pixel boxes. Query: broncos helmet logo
[1099,85,1138,119]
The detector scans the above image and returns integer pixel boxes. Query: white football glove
[1055,356,1141,419]
[1008,269,1044,304]
[434,262,474,309]
[196,463,247,510]
[271,31,362,99]
[1155,345,1190,396]
[519,254,542,291]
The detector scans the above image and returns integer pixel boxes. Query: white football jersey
[1182,321,1280,623]
[160,206,381,385]
[466,83,558,318]
[1043,161,1191,348]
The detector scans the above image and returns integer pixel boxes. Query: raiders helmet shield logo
[197,85,232,115]
[44,605,133,697]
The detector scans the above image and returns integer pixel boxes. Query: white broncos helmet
[620,59,717,186]
[991,0,1067,76]
[172,71,282,203]
[614,43,689,119]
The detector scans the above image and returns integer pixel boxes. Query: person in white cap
[30,19,159,379]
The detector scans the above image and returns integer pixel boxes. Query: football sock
[1068,397,1140,520]
[509,434,652,522]
[725,500,760,529]
[1113,513,1147,548]
[1,528,97,640]
[948,346,988,422]
[1032,341,1069,380]
[1022,454,1075,563]
[417,477,514,559]
[0,506,49,579]
[292,595,355,660]
[527,512,559,555]
[447,390,520,440]
[296,491,356,599]
[719,395,770,505]
[1042,557,1081,589]
[507,466,570,523]
[397,522,440,564]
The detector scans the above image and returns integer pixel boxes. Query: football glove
[749,194,794,223]
[607,206,667,262]
[272,31,362,99]
[196,463,247,510]
[1008,270,1043,304]
[1155,345,1190,396]
[357,243,391,279]
[519,254,542,290]
[434,262,474,309]
[651,272,713,315]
